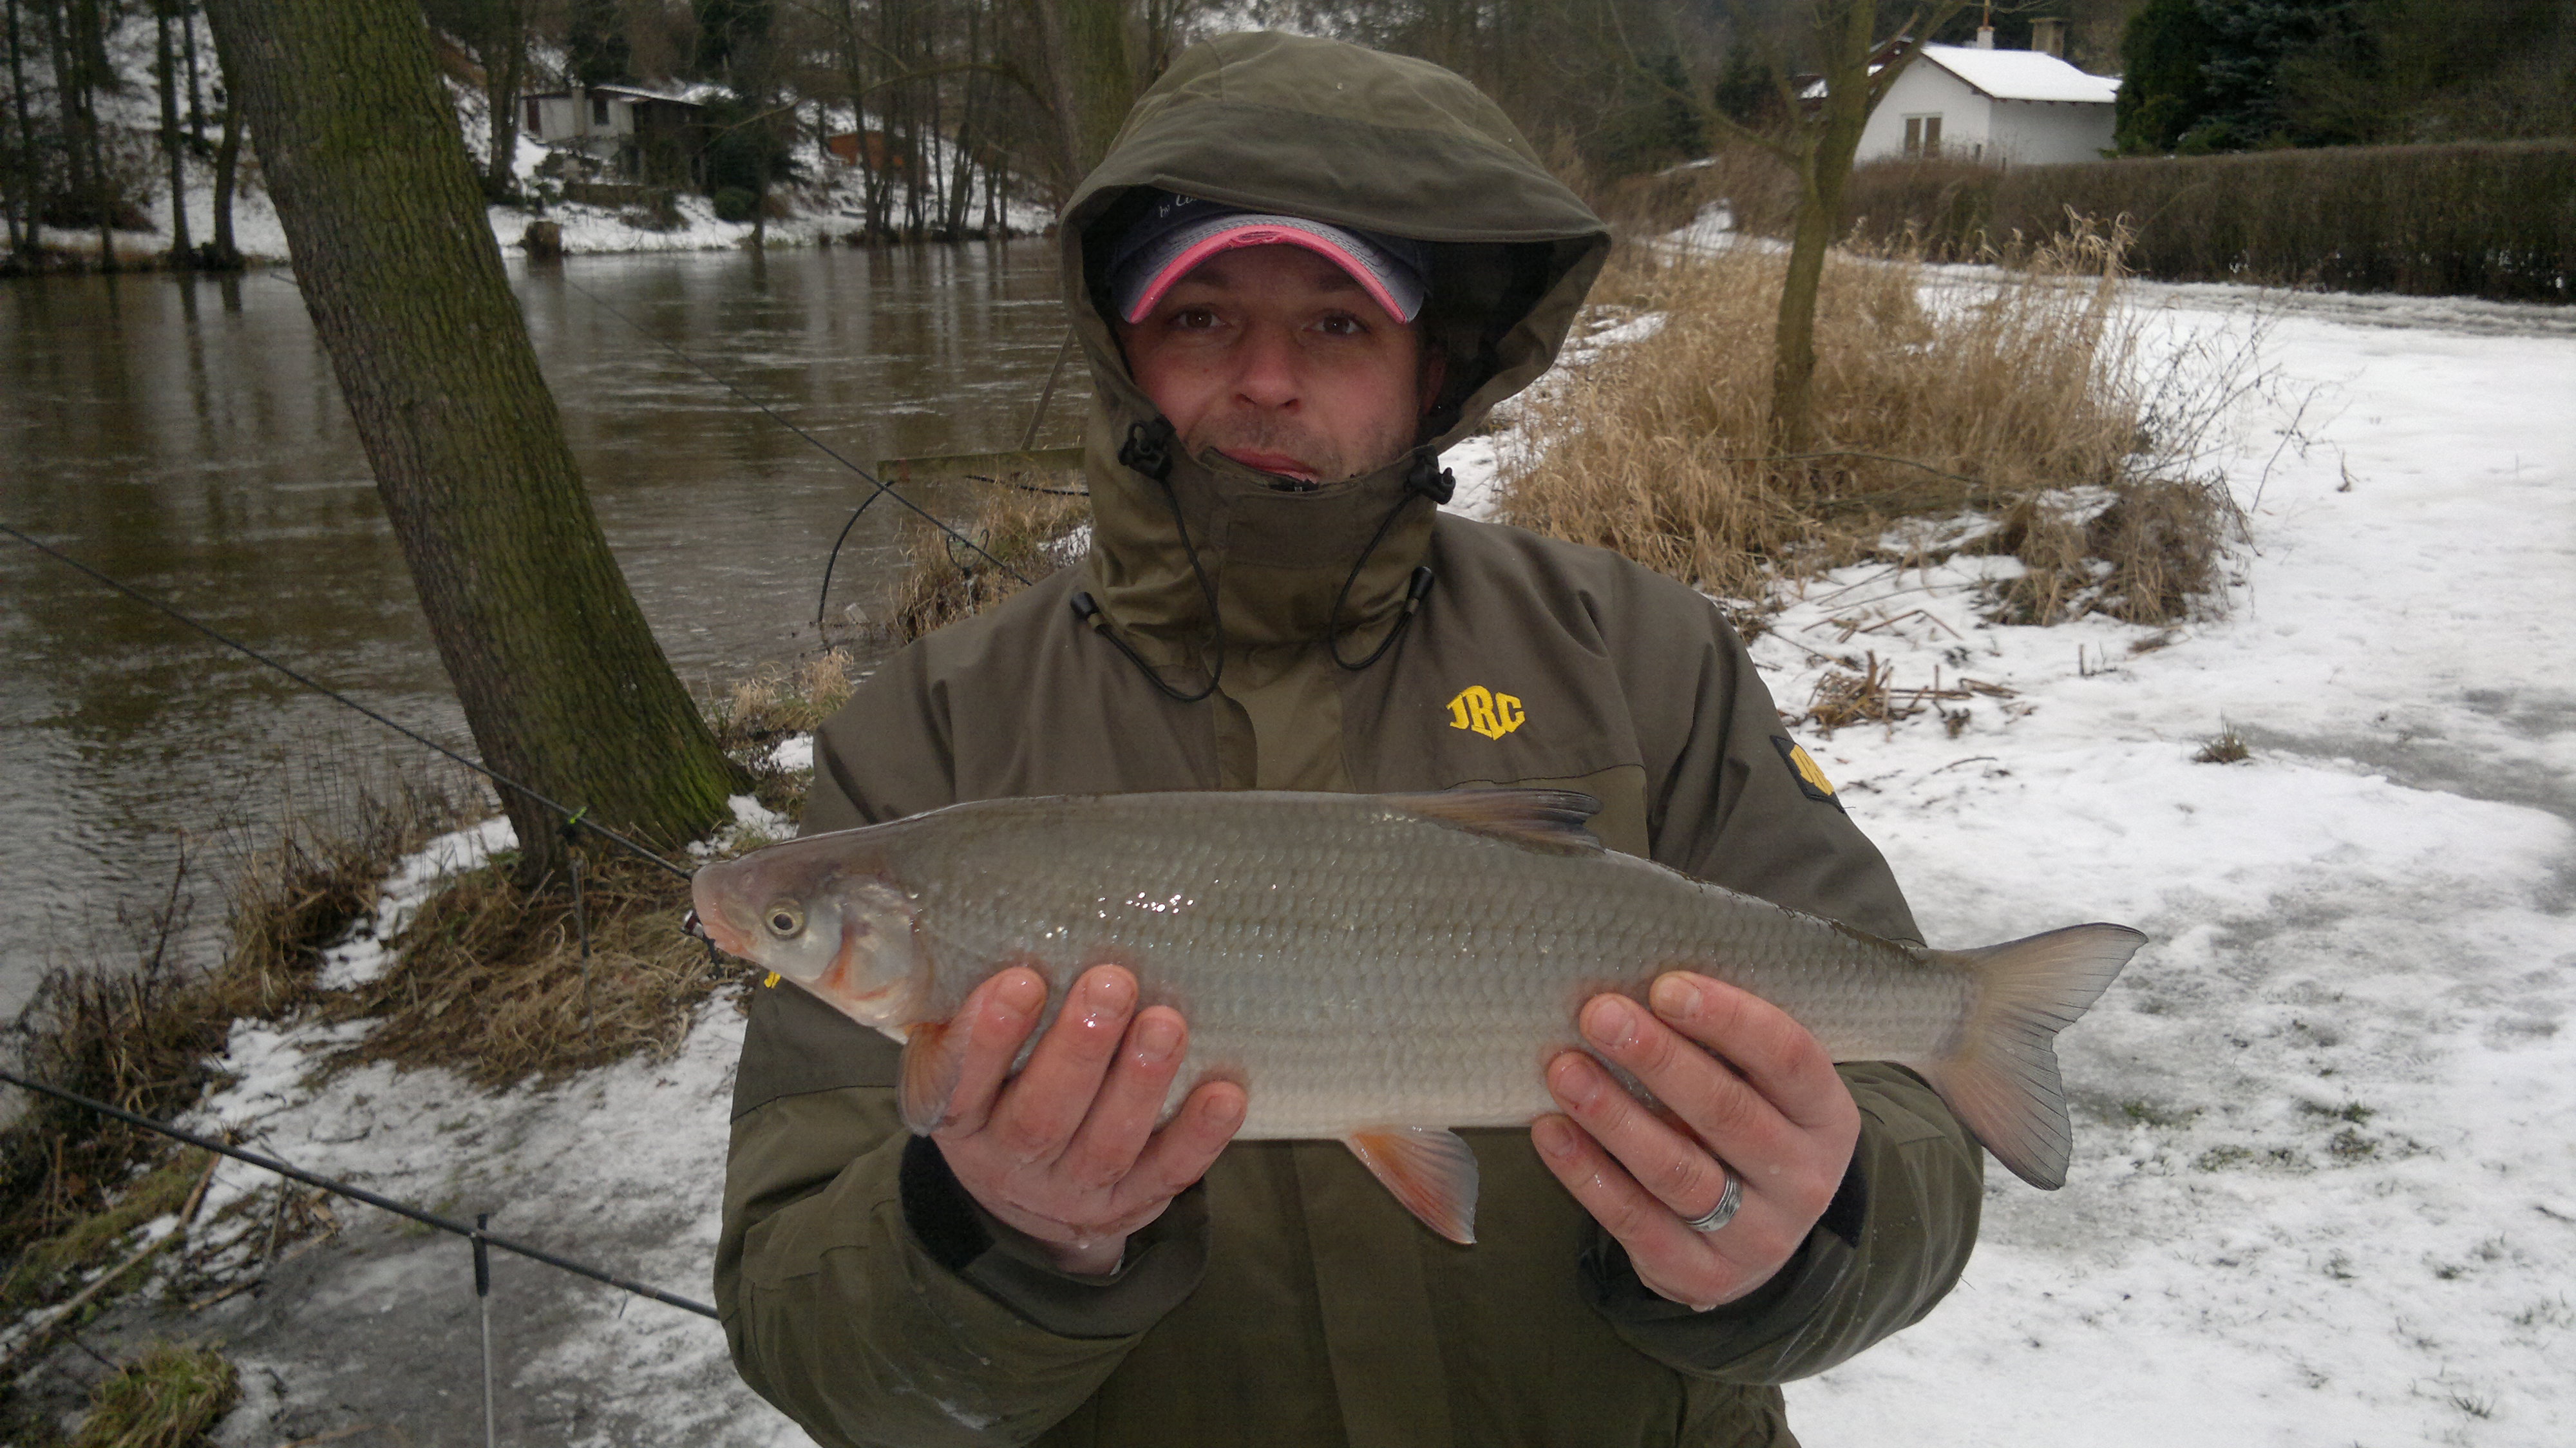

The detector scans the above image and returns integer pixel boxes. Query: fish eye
[763,901,805,937]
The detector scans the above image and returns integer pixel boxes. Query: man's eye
[1171,307,1221,330]
[1314,312,1367,338]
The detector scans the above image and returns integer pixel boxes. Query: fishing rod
[0,1064,716,1320]
[0,520,692,884]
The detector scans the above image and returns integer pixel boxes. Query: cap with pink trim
[1109,194,1429,325]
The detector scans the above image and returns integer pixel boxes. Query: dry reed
[709,648,861,816]
[876,484,1090,645]
[321,849,751,1089]
[1498,223,2235,627]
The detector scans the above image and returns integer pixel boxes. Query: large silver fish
[691,788,2141,1242]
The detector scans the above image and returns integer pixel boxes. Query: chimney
[2032,17,2067,59]
[1975,25,1995,50]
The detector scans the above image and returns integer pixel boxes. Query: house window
[591,96,611,126]
[1904,115,1943,158]
[526,97,542,133]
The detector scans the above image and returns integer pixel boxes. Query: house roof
[522,82,721,108]
[1918,44,2118,104]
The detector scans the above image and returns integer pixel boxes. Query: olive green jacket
[717,32,1981,1448]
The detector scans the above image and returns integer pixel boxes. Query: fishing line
[0,521,693,883]
[0,1064,717,1320]
[550,272,1029,586]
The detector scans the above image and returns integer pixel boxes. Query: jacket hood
[1059,31,1608,665]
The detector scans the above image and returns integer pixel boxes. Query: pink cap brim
[1119,222,1421,325]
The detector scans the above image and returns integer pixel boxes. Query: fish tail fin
[1917,923,2144,1190]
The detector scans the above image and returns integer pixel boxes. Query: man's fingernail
[1533,1116,1575,1160]
[1548,1054,1599,1107]
[1135,1014,1181,1062]
[994,972,1045,1016]
[1085,969,1135,1015]
[1651,973,1702,1022]
[1205,1089,1246,1130]
[1582,996,1638,1051]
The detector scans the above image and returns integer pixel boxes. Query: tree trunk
[202,0,742,881]
[44,0,86,244]
[482,2,525,200]
[205,0,240,267]
[1770,1,1939,456]
[156,5,193,263]
[1034,0,1132,185]
[5,0,32,255]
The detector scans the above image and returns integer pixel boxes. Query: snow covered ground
[133,279,2571,1445]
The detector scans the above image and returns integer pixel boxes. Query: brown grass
[708,648,860,817]
[316,848,753,1090]
[876,484,1090,645]
[1497,222,2237,628]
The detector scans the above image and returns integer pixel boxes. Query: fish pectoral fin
[898,1019,966,1134]
[1382,788,1604,857]
[1341,1127,1481,1245]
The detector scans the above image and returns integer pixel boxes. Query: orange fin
[1342,1127,1481,1244]
[898,1019,966,1134]
[1382,788,1602,856]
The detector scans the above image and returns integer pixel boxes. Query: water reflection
[0,243,1077,1016]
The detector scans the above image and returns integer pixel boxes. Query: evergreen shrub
[1842,140,2576,301]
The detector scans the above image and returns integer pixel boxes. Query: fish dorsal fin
[1383,788,1604,856]
[1342,1127,1481,1244]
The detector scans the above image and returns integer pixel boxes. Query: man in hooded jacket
[718,31,1983,1448]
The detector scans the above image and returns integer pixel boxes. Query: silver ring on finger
[1681,1165,1742,1234]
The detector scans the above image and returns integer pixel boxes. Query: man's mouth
[1217,448,1320,482]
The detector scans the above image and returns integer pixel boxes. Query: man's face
[1118,243,1435,486]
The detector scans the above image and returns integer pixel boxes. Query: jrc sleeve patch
[1771,736,1844,810]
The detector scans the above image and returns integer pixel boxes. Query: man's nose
[1229,323,1303,410]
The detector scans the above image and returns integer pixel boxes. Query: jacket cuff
[1576,1062,1982,1382]
[899,1134,1209,1338]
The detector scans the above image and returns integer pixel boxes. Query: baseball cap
[1109,193,1429,326]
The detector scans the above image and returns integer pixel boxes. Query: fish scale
[692,787,2143,1234]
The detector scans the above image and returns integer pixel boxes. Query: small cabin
[520,83,708,186]
[1853,35,2118,166]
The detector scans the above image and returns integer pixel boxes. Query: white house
[1853,41,2119,166]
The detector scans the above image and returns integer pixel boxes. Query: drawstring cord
[1071,421,1226,704]
[1325,452,1448,672]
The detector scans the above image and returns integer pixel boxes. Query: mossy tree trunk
[204,0,741,881]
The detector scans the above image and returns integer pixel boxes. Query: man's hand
[1533,972,1861,1312]
[930,964,1247,1275]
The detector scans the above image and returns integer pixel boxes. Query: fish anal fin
[898,1018,966,1134]
[1383,788,1603,856]
[1342,1127,1481,1244]
[1920,922,2146,1190]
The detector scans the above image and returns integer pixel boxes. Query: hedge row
[1841,140,2576,303]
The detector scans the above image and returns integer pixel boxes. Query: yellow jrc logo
[1446,685,1526,740]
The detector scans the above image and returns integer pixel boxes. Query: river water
[0,243,1079,1020]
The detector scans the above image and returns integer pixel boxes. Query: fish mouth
[685,876,757,960]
